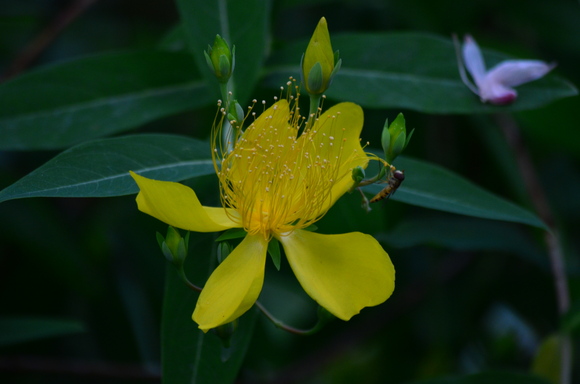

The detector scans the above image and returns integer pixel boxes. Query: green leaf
[0,51,211,150]
[175,0,270,105]
[381,214,546,266]
[265,32,577,114]
[0,316,85,347]
[411,371,551,384]
[162,262,257,384]
[0,134,214,203]
[364,156,546,229]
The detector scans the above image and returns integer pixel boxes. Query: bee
[370,169,405,203]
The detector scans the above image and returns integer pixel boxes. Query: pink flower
[459,35,555,105]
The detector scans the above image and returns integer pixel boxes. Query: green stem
[178,267,323,335]
[254,301,324,336]
[496,114,571,384]
[306,93,322,129]
[219,80,235,152]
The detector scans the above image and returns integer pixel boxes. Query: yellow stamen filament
[211,90,361,240]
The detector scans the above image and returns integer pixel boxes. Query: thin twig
[180,268,321,335]
[259,252,475,384]
[1,0,97,82]
[495,113,571,384]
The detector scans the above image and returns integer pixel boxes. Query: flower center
[213,98,355,239]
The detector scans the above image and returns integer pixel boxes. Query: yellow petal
[193,234,268,331]
[311,102,369,208]
[130,171,239,232]
[279,229,394,320]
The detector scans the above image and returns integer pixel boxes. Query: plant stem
[179,267,323,335]
[495,113,571,384]
[254,301,324,336]
[306,93,322,129]
[1,0,97,82]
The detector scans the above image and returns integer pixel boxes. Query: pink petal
[462,35,487,87]
[486,60,556,87]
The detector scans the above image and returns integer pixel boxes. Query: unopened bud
[204,34,235,83]
[156,226,189,267]
[381,113,414,164]
[301,17,341,95]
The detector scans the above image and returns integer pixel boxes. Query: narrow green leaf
[0,134,214,203]
[265,32,577,113]
[162,262,257,384]
[380,214,546,266]
[0,51,211,150]
[0,317,85,347]
[175,0,270,104]
[364,156,546,229]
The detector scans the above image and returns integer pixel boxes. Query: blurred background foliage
[0,0,579,383]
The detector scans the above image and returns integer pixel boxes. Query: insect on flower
[370,168,405,203]
[454,34,556,105]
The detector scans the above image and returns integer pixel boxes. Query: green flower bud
[204,34,235,83]
[226,100,245,129]
[381,113,414,164]
[351,166,365,185]
[156,226,189,267]
[212,319,238,348]
[217,241,233,264]
[301,17,340,95]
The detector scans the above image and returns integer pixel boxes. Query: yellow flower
[130,99,395,332]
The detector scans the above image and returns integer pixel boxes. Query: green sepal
[267,238,281,271]
[157,226,189,267]
[405,127,415,148]
[381,118,390,160]
[386,113,407,163]
[218,54,231,80]
[329,57,342,86]
[333,50,340,66]
[216,228,247,241]
[307,62,324,95]
[389,133,407,163]
[227,100,245,129]
[351,166,365,185]
[212,319,238,349]
[217,240,233,264]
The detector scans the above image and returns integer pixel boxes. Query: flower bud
[301,17,341,95]
[351,166,365,186]
[156,226,189,267]
[212,319,238,349]
[204,34,235,83]
[381,113,414,164]
[226,100,245,129]
[217,241,233,264]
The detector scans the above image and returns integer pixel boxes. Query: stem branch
[496,113,571,384]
